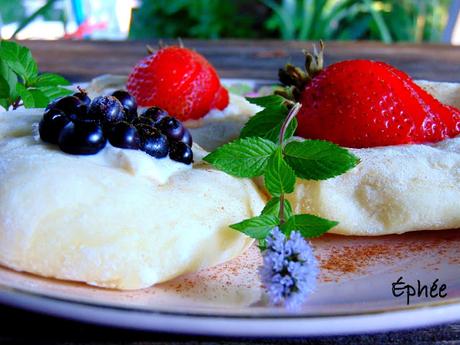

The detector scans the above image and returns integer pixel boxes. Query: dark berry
[141,107,168,125]
[39,108,70,144]
[132,116,156,128]
[140,128,169,158]
[58,121,106,155]
[47,96,86,117]
[157,116,185,141]
[73,89,91,108]
[88,96,125,124]
[108,122,140,150]
[169,142,193,165]
[112,90,137,121]
[180,128,193,146]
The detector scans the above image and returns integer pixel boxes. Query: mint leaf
[261,197,293,219]
[28,89,49,108]
[16,83,34,107]
[284,140,359,180]
[0,98,9,110]
[0,40,38,82]
[32,73,71,87]
[230,214,280,240]
[246,95,286,108]
[241,95,297,142]
[264,148,296,197]
[37,86,72,100]
[204,137,277,177]
[0,75,9,98]
[0,59,17,100]
[281,214,338,238]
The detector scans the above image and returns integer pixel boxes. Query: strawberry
[278,45,460,148]
[127,46,229,121]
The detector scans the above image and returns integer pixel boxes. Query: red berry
[296,60,460,148]
[127,46,229,121]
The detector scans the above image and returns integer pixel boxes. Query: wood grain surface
[21,39,460,82]
[1,39,460,344]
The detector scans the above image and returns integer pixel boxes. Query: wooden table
[2,40,460,344]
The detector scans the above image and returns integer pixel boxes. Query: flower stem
[11,99,22,110]
[278,102,302,224]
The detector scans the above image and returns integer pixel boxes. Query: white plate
[1,230,459,337]
[0,78,459,336]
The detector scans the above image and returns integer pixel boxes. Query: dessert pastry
[87,74,261,152]
[0,91,265,290]
[274,54,460,235]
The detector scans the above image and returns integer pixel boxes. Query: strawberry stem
[278,102,302,224]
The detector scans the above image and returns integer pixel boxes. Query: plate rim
[1,284,459,337]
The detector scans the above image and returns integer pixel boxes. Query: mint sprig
[204,94,360,241]
[0,40,72,110]
[241,95,297,142]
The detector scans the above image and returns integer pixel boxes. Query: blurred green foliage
[129,0,451,42]
[0,0,26,24]
[129,0,265,39]
[262,0,450,42]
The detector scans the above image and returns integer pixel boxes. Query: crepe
[86,75,262,151]
[0,109,265,289]
[286,80,460,235]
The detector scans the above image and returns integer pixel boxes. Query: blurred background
[1,0,460,44]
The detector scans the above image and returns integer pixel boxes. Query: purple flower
[259,227,318,309]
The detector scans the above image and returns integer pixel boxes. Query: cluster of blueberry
[38,89,193,164]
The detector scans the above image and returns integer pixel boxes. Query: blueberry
[157,116,185,141]
[132,116,156,128]
[141,107,168,125]
[140,127,169,158]
[47,96,86,117]
[108,122,140,150]
[73,88,91,108]
[88,96,125,124]
[39,108,70,144]
[58,121,106,155]
[112,90,137,121]
[180,128,193,146]
[169,142,193,165]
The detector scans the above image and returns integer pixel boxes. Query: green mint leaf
[264,148,296,197]
[0,41,38,82]
[32,73,71,87]
[241,95,297,142]
[246,95,286,108]
[284,140,360,180]
[230,214,280,240]
[203,137,277,177]
[257,239,267,251]
[0,59,17,100]
[261,197,293,219]
[0,75,9,99]
[281,214,338,238]
[37,86,72,100]
[0,98,9,110]
[16,83,34,108]
[28,89,49,108]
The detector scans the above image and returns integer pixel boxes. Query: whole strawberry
[278,44,460,148]
[127,45,228,121]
